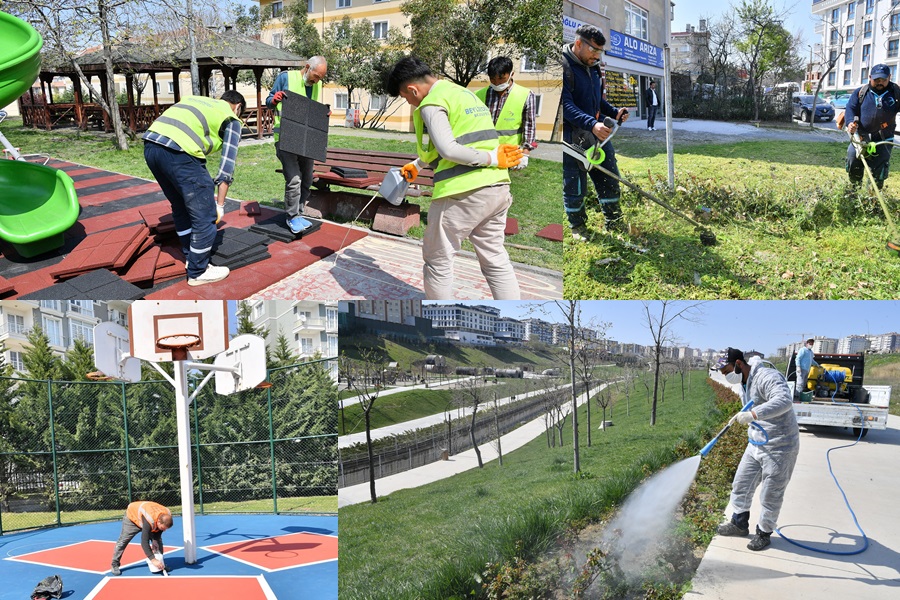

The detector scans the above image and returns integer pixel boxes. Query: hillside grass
[1,118,560,270]
[338,371,724,600]
[339,334,561,372]
[565,137,900,299]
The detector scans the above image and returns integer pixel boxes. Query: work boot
[187,264,230,286]
[747,526,772,551]
[717,521,750,537]
[601,201,625,233]
[570,224,591,242]
[111,564,121,576]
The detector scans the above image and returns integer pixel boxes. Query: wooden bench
[311,148,434,198]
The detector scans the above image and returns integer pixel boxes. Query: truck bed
[794,400,889,430]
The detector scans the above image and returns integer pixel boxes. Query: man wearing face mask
[794,338,819,398]
[266,56,329,234]
[844,64,900,189]
[476,56,537,170]
[143,90,246,286]
[716,347,800,551]
[386,56,523,299]
[563,24,630,241]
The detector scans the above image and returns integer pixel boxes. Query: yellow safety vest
[147,96,237,159]
[273,70,324,143]
[476,83,531,146]
[413,81,509,199]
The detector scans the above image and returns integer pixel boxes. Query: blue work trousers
[562,143,621,229]
[144,142,217,278]
[847,142,893,188]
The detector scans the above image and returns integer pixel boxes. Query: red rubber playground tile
[74,173,131,190]
[204,532,338,572]
[83,575,276,600]
[4,540,172,574]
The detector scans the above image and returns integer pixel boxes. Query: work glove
[488,144,523,169]
[272,90,286,105]
[401,162,419,182]
[215,203,225,224]
[735,411,756,426]
[511,154,529,171]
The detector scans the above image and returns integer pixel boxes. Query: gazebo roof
[75,43,176,73]
[173,27,305,69]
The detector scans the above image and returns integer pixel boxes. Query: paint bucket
[800,390,813,403]
[146,552,165,573]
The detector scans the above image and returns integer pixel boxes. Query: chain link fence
[0,358,336,535]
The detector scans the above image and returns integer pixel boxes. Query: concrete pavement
[686,375,900,599]
[338,382,609,507]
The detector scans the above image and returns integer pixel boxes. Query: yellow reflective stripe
[432,163,480,183]
[455,129,499,145]
[154,116,207,154]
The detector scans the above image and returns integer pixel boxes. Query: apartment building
[247,300,339,377]
[0,300,131,373]
[564,0,669,119]
[837,334,870,353]
[352,300,421,326]
[670,21,710,83]
[256,0,560,138]
[521,318,554,345]
[812,0,900,94]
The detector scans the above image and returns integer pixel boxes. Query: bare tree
[339,348,387,503]
[702,12,739,101]
[642,301,704,426]
[573,316,610,447]
[547,384,571,447]
[490,391,503,467]
[594,381,613,432]
[807,14,860,129]
[455,376,485,468]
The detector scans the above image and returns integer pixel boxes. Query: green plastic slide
[0,11,80,258]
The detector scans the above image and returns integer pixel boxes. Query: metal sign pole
[173,360,198,564]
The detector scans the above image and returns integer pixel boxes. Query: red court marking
[5,540,172,574]
[84,575,275,600]
[204,532,337,572]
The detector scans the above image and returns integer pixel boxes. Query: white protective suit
[729,357,800,533]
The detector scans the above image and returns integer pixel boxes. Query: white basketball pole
[173,360,198,564]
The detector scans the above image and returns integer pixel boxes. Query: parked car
[792,94,835,122]
[829,95,850,110]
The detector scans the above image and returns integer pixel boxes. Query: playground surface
[0,157,561,300]
[0,514,337,600]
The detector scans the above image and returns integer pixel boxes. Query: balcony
[294,316,328,331]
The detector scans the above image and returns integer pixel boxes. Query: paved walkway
[248,230,562,300]
[686,374,900,599]
[338,382,609,507]
[339,381,569,448]
[338,377,476,409]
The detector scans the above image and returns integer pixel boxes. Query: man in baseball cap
[844,63,900,189]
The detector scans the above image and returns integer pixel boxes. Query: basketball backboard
[128,301,229,362]
[93,322,142,382]
[214,334,267,394]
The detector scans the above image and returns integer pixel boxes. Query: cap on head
[871,64,891,79]
[575,24,606,47]
[717,347,745,370]
[805,338,815,346]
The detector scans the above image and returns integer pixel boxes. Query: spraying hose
[699,400,768,457]
[847,119,900,256]
[775,404,869,555]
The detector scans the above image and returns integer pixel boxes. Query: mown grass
[338,372,725,600]
[1,118,560,270]
[0,495,337,534]
[564,136,900,299]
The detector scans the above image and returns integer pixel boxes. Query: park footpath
[244,128,563,300]
[339,377,567,449]
[685,373,900,599]
[338,381,611,507]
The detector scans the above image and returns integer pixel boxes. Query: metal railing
[0,358,337,534]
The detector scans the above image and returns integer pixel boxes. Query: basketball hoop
[86,371,113,381]
[256,381,273,389]
[156,333,201,361]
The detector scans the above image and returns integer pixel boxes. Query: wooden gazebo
[172,27,305,139]
[20,29,306,139]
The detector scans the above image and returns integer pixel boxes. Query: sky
[424,301,900,356]
[674,0,818,48]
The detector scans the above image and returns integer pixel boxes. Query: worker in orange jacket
[110,501,173,575]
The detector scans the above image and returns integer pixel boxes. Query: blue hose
[775,405,869,555]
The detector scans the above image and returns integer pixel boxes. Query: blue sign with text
[607,30,663,68]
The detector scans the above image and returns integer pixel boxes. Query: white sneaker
[188,265,230,286]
